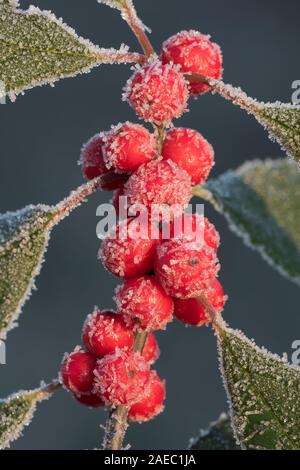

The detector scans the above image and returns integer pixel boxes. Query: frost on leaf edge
[0,204,54,340]
[216,323,300,450]
[205,158,300,287]
[0,2,135,100]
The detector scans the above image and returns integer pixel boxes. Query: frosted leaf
[0,0,141,99]
[189,413,240,450]
[202,159,300,285]
[256,104,300,168]
[217,324,300,449]
[205,78,300,167]
[0,178,102,339]
[0,382,59,449]
[0,205,56,338]
[97,0,127,10]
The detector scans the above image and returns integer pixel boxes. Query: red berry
[99,171,129,191]
[124,160,192,221]
[174,297,209,326]
[124,62,189,125]
[128,371,165,423]
[74,391,104,408]
[167,213,220,251]
[82,309,134,358]
[116,275,174,331]
[112,187,126,216]
[154,239,219,298]
[205,278,227,311]
[161,30,223,95]
[80,134,109,180]
[142,333,160,365]
[103,122,156,173]
[99,218,158,278]
[162,128,214,185]
[94,350,151,406]
[174,278,227,326]
[60,349,96,395]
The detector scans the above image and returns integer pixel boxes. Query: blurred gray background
[0,0,299,450]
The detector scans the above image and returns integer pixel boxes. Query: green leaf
[0,0,139,99]
[217,324,300,449]
[0,382,59,449]
[201,159,300,285]
[256,104,300,168]
[0,205,55,338]
[204,79,300,167]
[189,413,240,450]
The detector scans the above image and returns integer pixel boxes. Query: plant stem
[185,73,260,113]
[192,186,220,211]
[196,294,224,333]
[102,330,148,450]
[52,177,102,226]
[122,1,155,57]
[29,380,62,402]
[95,50,146,65]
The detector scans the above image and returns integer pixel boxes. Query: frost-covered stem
[52,177,102,226]
[96,51,146,64]
[185,74,260,113]
[196,294,223,332]
[102,330,148,450]
[29,380,62,402]
[122,1,155,57]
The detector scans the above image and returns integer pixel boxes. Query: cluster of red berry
[60,30,226,424]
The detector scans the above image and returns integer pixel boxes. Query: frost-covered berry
[94,350,151,406]
[128,371,165,423]
[112,187,125,217]
[60,349,97,396]
[142,332,160,365]
[115,275,174,331]
[205,278,227,311]
[174,278,227,325]
[161,30,223,95]
[99,218,158,278]
[124,62,189,125]
[162,128,214,185]
[82,309,134,358]
[124,160,192,221]
[154,239,219,298]
[80,134,110,180]
[168,213,220,251]
[100,171,129,191]
[103,122,156,173]
[75,391,104,408]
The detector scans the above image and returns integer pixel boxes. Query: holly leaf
[0,0,140,100]
[0,178,100,339]
[189,413,240,450]
[198,159,300,285]
[0,382,59,449]
[195,78,300,168]
[0,205,56,338]
[217,323,300,449]
[256,104,300,168]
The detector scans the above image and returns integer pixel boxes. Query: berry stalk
[102,330,148,450]
[121,0,155,57]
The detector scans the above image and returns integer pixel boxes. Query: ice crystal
[205,159,300,285]
[0,205,56,338]
[0,0,139,98]
[0,384,56,449]
[189,413,240,450]
[217,324,300,449]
